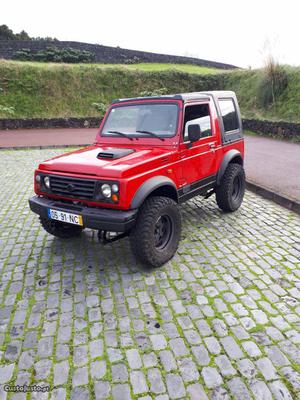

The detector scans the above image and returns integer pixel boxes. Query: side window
[183,104,212,142]
[219,99,239,132]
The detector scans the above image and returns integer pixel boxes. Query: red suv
[29,91,245,267]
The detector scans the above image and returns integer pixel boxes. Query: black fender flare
[130,176,178,209]
[216,150,243,185]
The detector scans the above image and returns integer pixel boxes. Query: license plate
[47,208,83,226]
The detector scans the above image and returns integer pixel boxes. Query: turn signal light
[111,194,119,203]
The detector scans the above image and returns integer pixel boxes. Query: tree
[0,24,57,41]
[16,30,31,40]
[0,24,16,40]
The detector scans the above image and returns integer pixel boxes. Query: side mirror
[188,124,201,143]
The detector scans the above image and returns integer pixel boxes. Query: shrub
[139,87,169,97]
[120,54,141,64]
[91,102,107,115]
[0,86,15,115]
[124,56,141,64]
[13,47,95,63]
[257,56,288,109]
[13,48,32,61]
[0,105,15,115]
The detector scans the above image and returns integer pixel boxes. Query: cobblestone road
[0,148,300,400]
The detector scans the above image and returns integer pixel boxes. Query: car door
[178,102,218,199]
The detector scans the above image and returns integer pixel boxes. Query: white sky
[2,0,299,68]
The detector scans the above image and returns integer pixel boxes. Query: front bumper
[29,196,137,232]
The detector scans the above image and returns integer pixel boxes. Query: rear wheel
[130,196,181,267]
[216,163,245,212]
[39,217,83,238]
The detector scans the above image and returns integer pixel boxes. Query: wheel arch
[216,150,243,185]
[130,176,178,209]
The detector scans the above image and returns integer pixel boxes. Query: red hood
[38,145,173,178]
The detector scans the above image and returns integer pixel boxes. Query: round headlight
[101,184,111,198]
[111,184,119,193]
[35,174,41,183]
[44,176,50,189]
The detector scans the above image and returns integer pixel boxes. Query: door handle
[209,143,216,149]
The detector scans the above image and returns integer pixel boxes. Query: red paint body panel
[34,92,244,210]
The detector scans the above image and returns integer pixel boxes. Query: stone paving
[0,148,300,400]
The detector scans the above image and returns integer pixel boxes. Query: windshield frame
[99,100,180,141]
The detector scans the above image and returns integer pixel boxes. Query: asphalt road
[0,147,299,399]
[0,128,299,202]
[0,127,98,148]
[245,135,300,202]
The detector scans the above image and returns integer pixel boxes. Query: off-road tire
[216,163,245,212]
[130,196,181,267]
[39,217,83,238]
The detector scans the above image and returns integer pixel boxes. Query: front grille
[49,175,96,200]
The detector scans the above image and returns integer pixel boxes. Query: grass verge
[1,60,300,125]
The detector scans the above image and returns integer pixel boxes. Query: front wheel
[130,196,181,267]
[39,217,83,238]
[216,163,245,212]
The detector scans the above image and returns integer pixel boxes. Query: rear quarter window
[219,99,239,132]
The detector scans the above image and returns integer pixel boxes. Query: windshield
[101,103,178,138]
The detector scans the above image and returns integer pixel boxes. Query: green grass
[248,324,266,333]
[0,60,224,74]
[124,63,224,74]
[1,60,300,123]
[224,66,300,123]
[0,60,225,118]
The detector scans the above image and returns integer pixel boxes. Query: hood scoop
[97,148,135,160]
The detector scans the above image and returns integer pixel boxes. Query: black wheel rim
[154,215,172,250]
[232,175,241,201]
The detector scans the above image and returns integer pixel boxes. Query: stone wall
[0,117,102,130]
[0,40,237,69]
[1,117,299,141]
[242,119,300,140]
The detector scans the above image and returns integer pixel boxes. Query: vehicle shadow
[46,197,220,277]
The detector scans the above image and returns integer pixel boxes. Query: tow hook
[97,230,128,244]
[204,189,215,199]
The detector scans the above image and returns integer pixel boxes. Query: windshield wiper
[107,130,134,141]
[136,130,165,141]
